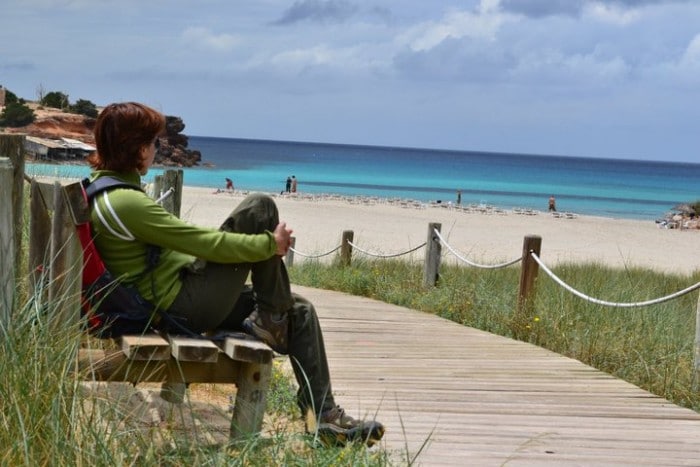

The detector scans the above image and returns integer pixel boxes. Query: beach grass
[1,275,391,465]
[288,258,700,413]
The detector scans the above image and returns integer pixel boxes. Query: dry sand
[180,186,700,277]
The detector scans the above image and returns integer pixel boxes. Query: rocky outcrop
[157,116,202,167]
[4,103,202,167]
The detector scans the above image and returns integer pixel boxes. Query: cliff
[4,103,203,167]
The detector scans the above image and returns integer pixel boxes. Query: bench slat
[121,334,170,360]
[169,336,219,363]
[224,336,274,364]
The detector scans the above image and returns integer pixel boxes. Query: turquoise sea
[25,136,700,221]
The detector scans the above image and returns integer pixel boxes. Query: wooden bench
[28,178,274,440]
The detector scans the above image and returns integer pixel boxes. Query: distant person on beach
[548,195,557,212]
[225,177,234,192]
[291,175,297,193]
[456,190,462,205]
[85,102,385,446]
[285,176,292,193]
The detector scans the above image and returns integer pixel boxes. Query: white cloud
[267,45,336,69]
[398,8,507,52]
[584,2,642,25]
[181,27,240,52]
[680,34,700,69]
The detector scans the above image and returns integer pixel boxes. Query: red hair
[88,102,166,173]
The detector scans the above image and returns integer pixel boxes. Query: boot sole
[316,422,385,447]
[242,319,287,354]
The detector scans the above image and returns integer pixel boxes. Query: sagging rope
[433,228,522,269]
[347,240,426,258]
[290,245,341,259]
[530,252,700,308]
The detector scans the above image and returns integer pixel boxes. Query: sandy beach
[179,186,700,277]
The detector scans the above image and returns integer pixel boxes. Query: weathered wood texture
[293,285,700,466]
[153,168,183,217]
[0,135,25,274]
[0,158,14,325]
[340,230,353,266]
[517,234,542,315]
[423,222,441,287]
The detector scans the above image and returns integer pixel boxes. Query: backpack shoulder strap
[82,176,143,241]
[81,176,162,271]
[82,176,143,201]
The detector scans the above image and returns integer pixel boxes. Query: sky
[1,0,698,163]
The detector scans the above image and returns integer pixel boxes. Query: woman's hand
[273,221,293,256]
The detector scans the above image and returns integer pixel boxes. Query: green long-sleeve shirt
[89,171,276,310]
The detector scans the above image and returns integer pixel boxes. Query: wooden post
[0,158,15,327]
[48,182,82,327]
[230,360,272,440]
[514,235,542,337]
[694,294,700,392]
[155,169,183,216]
[160,382,187,404]
[0,135,25,275]
[153,174,163,200]
[285,236,295,268]
[423,222,442,287]
[340,230,354,266]
[28,180,52,296]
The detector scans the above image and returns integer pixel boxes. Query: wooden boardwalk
[293,285,700,466]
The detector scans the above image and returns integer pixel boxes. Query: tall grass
[289,257,700,412]
[1,271,392,465]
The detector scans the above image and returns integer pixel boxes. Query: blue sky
[1,0,698,162]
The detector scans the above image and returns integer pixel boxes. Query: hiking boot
[306,406,385,447]
[241,307,288,354]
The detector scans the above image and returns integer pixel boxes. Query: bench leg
[160,382,187,404]
[230,361,272,440]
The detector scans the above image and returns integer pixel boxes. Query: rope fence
[347,240,427,259]
[433,228,522,269]
[287,227,699,311]
[289,245,341,259]
[283,225,700,389]
[531,252,700,308]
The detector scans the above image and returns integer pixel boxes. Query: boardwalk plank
[292,285,700,466]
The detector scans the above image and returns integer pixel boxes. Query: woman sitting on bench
[86,101,384,447]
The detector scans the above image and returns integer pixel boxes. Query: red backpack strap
[76,181,107,286]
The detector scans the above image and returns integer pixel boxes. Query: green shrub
[0,102,35,127]
[3,87,19,105]
[41,91,69,110]
[70,99,98,118]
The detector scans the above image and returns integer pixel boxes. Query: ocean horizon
[25,135,700,222]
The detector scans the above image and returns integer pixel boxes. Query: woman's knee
[222,193,280,233]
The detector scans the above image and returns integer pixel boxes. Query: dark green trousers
[167,193,336,414]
